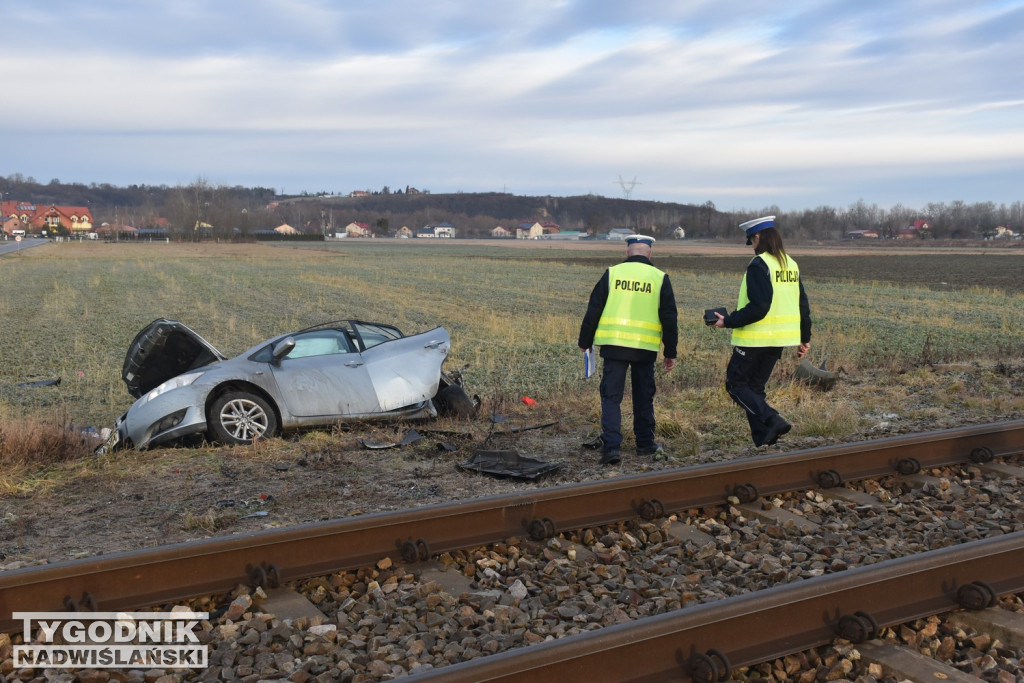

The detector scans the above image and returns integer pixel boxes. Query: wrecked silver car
[112,318,476,450]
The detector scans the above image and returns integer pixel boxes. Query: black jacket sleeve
[799,282,812,344]
[659,274,678,359]
[577,270,609,349]
[723,257,771,329]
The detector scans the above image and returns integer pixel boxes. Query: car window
[352,323,403,350]
[283,329,354,359]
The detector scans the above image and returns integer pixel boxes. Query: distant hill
[0,175,732,238]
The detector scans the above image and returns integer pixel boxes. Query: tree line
[2,174,1021,241]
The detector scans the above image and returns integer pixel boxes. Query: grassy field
[1,239,1022,457]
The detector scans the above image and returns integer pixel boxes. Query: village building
[516,222,544,239]
[345,221,373,237]
[984,226,1019,240]
[491,225,513,238]
[95,223,139,239]
[2,200,93,236]
[540,230,584,240]
[432,221,455,238]
[418,222,455,238]
[607,227,636,240]
[2,214,29,237]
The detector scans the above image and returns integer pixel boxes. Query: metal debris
[358,428,424,449]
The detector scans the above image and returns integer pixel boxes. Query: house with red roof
[345,221,373,237]
[1,200,93,235]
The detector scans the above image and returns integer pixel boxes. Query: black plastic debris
[458,449,561,480]
[793,358,841,390]
[16,378,61,388]
[493,420,558,435]
[358,428,423,449]
[582,435,604,450]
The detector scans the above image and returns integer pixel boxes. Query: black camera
[703,307,727,326]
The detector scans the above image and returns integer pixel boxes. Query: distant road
[0,237,49,256]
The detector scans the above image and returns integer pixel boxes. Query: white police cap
[739,216,775,244]
[624,234,655,245]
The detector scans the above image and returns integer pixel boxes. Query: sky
[3,0,1024,212]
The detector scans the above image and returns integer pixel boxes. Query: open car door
[358,326,451,411]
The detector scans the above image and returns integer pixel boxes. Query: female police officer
[712,216,811,447]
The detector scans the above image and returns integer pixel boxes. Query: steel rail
[407,530,1024,682]
[1,420,1021,632]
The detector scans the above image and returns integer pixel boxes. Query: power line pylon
[618,175,640,200]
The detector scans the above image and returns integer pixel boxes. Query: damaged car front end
[111,318,476,450]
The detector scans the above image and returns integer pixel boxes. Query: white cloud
[3,0,1024,209]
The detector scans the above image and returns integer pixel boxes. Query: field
[0,239,1022,565]
[2,239,1022,427]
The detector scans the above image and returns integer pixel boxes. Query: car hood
[122,318,227,398]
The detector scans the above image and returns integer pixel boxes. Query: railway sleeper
[857,639,985,683]
[949,605,1024,649]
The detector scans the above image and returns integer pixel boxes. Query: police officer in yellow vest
[579,234,678,465]
[712,216,812,447]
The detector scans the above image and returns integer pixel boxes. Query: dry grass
[0,418,98,469]
[0,418,101,495]
[181,509,239,532]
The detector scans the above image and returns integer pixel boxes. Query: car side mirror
[272,337,295,362]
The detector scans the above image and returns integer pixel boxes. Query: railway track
[407,530,1024,681]
[2,420,1023,680]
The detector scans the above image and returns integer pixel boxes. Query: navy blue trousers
[600,358,656,452]
[725,346,782,446]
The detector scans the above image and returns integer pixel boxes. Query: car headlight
[145,371,205,402]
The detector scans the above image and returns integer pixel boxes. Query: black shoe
[763,415,792,446]
[636,443,664,457]
[599,449,621,465]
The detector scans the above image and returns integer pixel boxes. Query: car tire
[435,384,477,419]
[209,391,278,445]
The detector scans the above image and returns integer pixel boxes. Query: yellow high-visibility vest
[731,252,801,347]
[594,262,664,352]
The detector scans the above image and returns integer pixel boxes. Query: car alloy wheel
[209,390,278,445]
